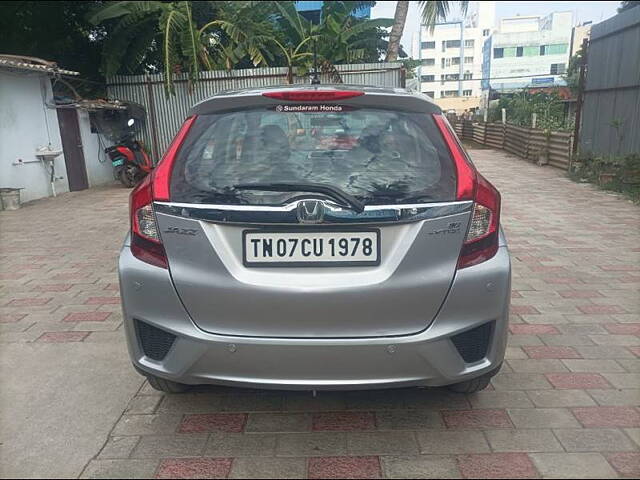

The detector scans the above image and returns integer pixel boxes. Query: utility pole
[459,21,464,97]
[571,37,588,160]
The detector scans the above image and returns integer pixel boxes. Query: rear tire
[144,373,191,394]
[119,164,142,188]
[446,363,502,394]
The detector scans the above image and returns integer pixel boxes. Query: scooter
[105,119,153,188]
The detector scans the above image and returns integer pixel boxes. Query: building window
[423,91,435,98]
[483,29,490,36]
[463,73,473,80]
[451,57,461,65]
[547,44,568,55]
[540,45,546,55]
[443,90,459,97]
[550,63,566,74]
[464,39,474,48]
[441,73,459,82]
[464,56,474,64]
[421,58,435,66]
[516,46,524,57]
[503,47,517,57]
[421,74,435,82]
[523,46,539,56]
[421,41,435,49]
[494,48,504,58]
[463,89,472,96]
[445,40,461,49]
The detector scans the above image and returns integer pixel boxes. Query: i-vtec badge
[296,200,325,224]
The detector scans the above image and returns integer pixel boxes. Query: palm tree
[273,1,393,83]
[199,1,279,71]
[385,1,469,62]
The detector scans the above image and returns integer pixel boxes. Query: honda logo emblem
[296,200,325,224]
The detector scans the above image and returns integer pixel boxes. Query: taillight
[433,114,501,269]
[153,115,197,201]
[130,175,167,269]
[459,174,501,268]
[262,90,364,102]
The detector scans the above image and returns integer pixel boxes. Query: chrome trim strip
[154,200,473,226]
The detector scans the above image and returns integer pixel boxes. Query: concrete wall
[0,70,69,203]
[77,109,114,187]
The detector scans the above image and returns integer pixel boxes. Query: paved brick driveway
[1,148,638,479]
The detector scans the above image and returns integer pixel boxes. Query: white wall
[0,70,69,203]
[77,109,114,187]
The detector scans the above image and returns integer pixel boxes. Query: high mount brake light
[130,176,167,269]
[153,115,197,201]
[262,90,364,102]
[433,114,501,269]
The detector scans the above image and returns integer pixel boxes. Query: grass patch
[569,153,640,203]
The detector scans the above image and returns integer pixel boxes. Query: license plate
[112,158,124,167]
[243,230,380,267]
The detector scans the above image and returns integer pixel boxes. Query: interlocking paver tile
[545,373,612,389]
[245,413,311,433]
[36,331,90,343]
[178,413,246,433]
[554,428,637,452]
[131,434,208,458]
[63,312,111,322]
[456,453,538,479]
[312,412,376,431]
[523,346,582,359]
[571,407,640,428]
[606,452,640,478]
[442,409,513,429]
[308,456,381,479]
[484,429,563,452]
[155,458,232,479]
[381,455,461,479]
[530,453,619,479]
[204,432,277,457]
[507,408,581,429]
[229,457,306,479]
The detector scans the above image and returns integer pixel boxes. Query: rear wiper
[233,182,365,213]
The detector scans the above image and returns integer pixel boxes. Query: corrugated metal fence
[454,121,574,170]
[579,7,640,155]
[106,63,405,159]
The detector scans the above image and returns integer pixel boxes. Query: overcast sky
[371,1,622,56]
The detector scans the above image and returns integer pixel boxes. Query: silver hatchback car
[119,85,510,394]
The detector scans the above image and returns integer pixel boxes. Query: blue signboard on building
[531,77,555,86]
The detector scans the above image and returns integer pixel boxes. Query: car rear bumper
[119,244,511,391]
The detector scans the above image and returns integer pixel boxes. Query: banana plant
[89,0,208,95]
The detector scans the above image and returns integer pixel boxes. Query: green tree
[273,1,393,82]
[88,1,207,94]
[0,1,107,96]
[385,1,469,62]
[563,45,585,95]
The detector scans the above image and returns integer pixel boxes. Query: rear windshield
[170,107,456,205]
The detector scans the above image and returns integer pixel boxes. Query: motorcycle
[105,118,153,188]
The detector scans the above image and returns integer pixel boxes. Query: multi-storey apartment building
[481,12,573,94]
[418,1,495,112]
